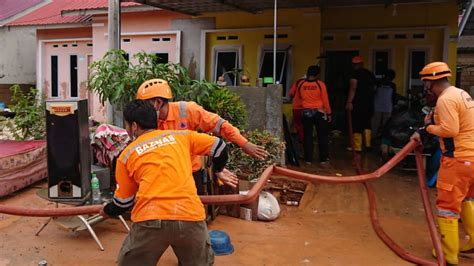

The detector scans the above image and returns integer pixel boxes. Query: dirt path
[1,151,474,265]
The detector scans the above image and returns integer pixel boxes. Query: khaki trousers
[118,220,214,266]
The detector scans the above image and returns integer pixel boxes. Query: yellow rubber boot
[460,201,474,253]
[363,129,372,148]
[353,133,362,152]
[434,217,459,265]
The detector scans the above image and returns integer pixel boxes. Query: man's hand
[99,205,109,219]
[410,131,422,142]
[242,142,268,160]
[345,102,353,111]
[215,168,238,188]
[424,111,434,126]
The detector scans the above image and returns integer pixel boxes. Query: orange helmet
[352,55,363,64]
[136,79,172,100]
[419,62,452,81]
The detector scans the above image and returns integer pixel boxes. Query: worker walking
[346,56,376,151]
[290,65,331,165]
[411,62,474,265]
[101,100,233,266]
[136,79,267,194]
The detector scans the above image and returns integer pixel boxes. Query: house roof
[131,0,460,16]
[0,0,45,22]
[7,0,140,26]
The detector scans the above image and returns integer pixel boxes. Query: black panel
[47,99,90,200]
[70,55,78,97]
[51,56,58,97]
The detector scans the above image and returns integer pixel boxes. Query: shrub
[88,50,247,129]
[226,130,285,181]
[6,85,45,140]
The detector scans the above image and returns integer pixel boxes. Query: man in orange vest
[101,100,232,265]
[136,79,268,194]
[411,62,474,265]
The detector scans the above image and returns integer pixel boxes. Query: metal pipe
[273,0,277,84]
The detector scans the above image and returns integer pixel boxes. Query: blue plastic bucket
[209,230,234,256]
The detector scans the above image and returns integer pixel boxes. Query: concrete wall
[228,85,282,138]
[171,17,215,79]
[0,26,37,103]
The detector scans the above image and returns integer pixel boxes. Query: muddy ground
[1,147,474,265]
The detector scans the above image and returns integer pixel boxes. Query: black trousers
[193,169,206,195]
[301,109,329,163]
[352,106,372,133]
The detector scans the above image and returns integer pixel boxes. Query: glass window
[258,50,288,95]
[51,55,58,97]
[214,51,238,85]
[373,51,390,78]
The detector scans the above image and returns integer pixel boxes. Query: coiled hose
[0,115,444,265]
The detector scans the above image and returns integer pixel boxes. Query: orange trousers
[436,156,474,217]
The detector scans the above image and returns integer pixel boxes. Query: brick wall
[458,52,474,96]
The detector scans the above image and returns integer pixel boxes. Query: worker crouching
[101,100,235,265]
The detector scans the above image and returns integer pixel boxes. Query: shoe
[320,159,330,165]
[363,129,372,148]
[305,161,312,165]
[432,217,459,265]
[460,201,474,253]
[346,133,362,152]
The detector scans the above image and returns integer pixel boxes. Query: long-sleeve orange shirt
[297,80,331,114]
[289,79,304,109]
[427,86,474,159]
[158,101,247,171]
[114,130,224,222]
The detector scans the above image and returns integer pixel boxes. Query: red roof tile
[8,0,141,26]
[0,0,45,22]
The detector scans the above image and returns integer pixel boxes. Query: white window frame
[372,49,392,79]
[406,47,431,92]
[257,43,293,98]
[211,45,242,86]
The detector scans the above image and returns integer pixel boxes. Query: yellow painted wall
[322,29,445,94]
[202,8,321,87]
[321,2,459,94]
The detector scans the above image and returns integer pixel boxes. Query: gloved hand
[424,111,434,126]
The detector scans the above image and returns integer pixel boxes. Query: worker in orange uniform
[101,100,233,265]
[411,62,474,265]
[136,79,267,194]
[346,55,376,151]
[290,65,331,165]
[289,77,305,144]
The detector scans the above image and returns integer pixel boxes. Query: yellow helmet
[136,79,172,100]
[419,62,452,81]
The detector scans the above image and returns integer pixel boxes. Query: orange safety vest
[158,101,247,171]
[114,130,224,222]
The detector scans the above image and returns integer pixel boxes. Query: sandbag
[257,191,280,221]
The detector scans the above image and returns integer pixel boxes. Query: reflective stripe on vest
[179,101,187,119]
[213,118,225,135]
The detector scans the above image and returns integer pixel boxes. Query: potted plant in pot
[216,68,251,87]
